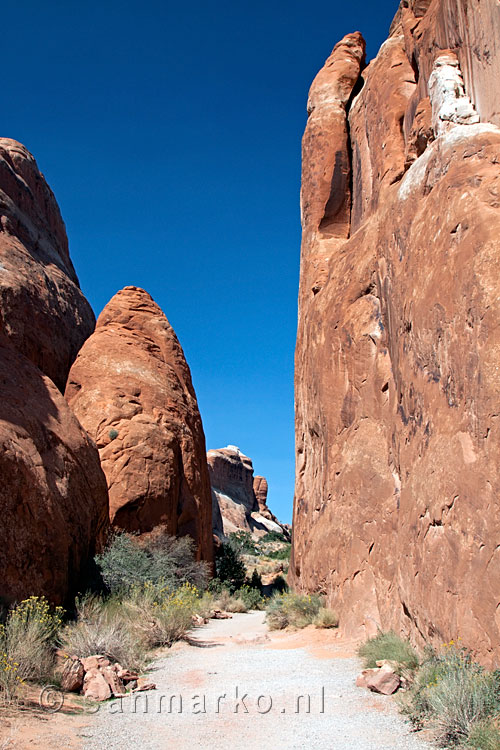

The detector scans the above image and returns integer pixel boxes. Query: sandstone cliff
[0,139,95,392]
[209,446,289,540]
[0,139,109,605]
[0,337,109,605]
[65,286,213,563]
[292,0,500,664]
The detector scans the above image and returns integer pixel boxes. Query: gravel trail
[81,612,433,750]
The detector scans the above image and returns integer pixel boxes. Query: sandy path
[80,612,433,750]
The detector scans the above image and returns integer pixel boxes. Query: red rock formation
[208,446,289,539]
[0,337,109,606]
[0,139,95,392]
[0,138,108,605]
[292,1,500,664]
[65,286,213,564]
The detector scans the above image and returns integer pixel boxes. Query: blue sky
[4,1,398,522]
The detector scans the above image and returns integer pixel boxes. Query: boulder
[65,286,213,563]
[102,665,126,697]
[60,657,85,693]
[82,669,112,702]
[366,665,401,696]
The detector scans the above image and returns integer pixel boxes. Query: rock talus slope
[292,0,500,663]
[0,139,108,605]
[65,286,213,563]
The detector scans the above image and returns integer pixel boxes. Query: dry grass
[59,596,147,671]
[266,592,322,630]
[1,597,63,687]
[358,630,419,672]
[313,608,339,629]
[213,589,247,613]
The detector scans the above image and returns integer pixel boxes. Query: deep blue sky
[4,1,397,522]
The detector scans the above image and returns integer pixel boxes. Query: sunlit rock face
[208,446,289,540]
[0,138,95,392]
[66,286,213,565]
[291,0,500,665]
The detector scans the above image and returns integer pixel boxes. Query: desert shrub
[194,592,217,620]
[400,643,500,747]
[228,531,257,555]
[266,545,291,561]
[424,646,499,747]
[213,588,248,613]
[130,583,199,647]
[270,574,288,594]
[59,595,147,671]
[0,653,24,704]
[465,719,500,750]
[358,630,419,672]
[249,569,263,592]
[313,608,339,629]
[399,651,441,728]
[96,529,209,594]
[239,585,265,611]
[1,596,64,682]
[261,531,286,543]
[266,591,321,630]
[215,543,246,593]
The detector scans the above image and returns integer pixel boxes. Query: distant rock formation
[0,139,95,392]
[292,0,500,665]
[0,139,108,605]
[65,286,213,564]
[208,446,289,540]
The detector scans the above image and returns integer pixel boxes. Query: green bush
[261,531,286,543]
[358,630,419,672]
[249,568,263,593]
[239,585,265,611]
[215,543,246,593]
[267,545,291,561]
[266,592,322,630]
[270,574,288,594]
[95,528,209,594]
[228,531,257,555]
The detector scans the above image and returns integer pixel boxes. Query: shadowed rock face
[0,139,109,605]
[0,139,95,392]
[0,338,109,606]
[65,286,213,564]
[208,446,289,540]
[292,0,500,665]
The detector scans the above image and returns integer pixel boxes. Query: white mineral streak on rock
[428,53,479,135]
